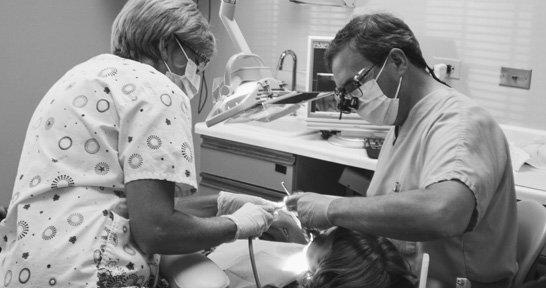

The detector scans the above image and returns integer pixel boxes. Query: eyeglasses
[173,35,210,72]
[334,65,374,119]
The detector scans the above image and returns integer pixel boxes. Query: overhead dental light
[289,0,356,8]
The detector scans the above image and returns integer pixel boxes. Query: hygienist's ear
[156,37,171,74]
[167,36,188,71]
[159,37,187,73]
[387,48,409,77]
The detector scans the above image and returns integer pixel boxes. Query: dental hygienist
[287,13,518,287]
[0,0,276,286]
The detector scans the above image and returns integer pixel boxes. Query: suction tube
[248,238,262,288]
[219,0,252,54]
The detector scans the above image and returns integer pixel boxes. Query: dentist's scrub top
[367,88,518,287]
[0,54,197,287]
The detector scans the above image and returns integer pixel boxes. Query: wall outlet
[432,57,461,79]
[499,67,532,89]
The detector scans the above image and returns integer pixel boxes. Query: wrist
[326,197,342,226]
[219,215,238,241]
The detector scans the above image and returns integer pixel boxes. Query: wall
[197,0,546,128]
[353,0,546,130]
[1,0,544,202]
[195,0,546,178]
[193,0,353,175]
[0,1,125,204]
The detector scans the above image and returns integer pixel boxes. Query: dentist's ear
[388,48,409,77]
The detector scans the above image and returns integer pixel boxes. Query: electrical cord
[248,238,262,288]
[197,71,208,114]
[197,0,211,114]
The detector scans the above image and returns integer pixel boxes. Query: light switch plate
[499,67,532,89]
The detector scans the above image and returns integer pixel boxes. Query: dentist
[0,0,274,287]
[287,13,518,287]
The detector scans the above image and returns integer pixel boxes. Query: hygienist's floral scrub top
[0,54,197,287]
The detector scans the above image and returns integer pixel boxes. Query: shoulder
[428,89,503,139]
[72,54,173,87]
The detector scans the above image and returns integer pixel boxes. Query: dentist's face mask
[336,57,403,126]
[164,38,207,99]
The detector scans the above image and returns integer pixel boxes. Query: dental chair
[160,253,229,288]
[160,239,306,288]
[513,200,546,287]
[160,210,307,288]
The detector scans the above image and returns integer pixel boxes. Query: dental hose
[248,237,262,288]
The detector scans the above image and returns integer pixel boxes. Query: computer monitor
[305,36,379,133]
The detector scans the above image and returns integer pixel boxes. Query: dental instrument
[281,181,290,196]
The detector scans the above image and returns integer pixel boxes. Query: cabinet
[199,135,367,201]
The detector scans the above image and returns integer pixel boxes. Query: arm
[127,179,236,255]
[328,180,476,241]
[175,193,219,217]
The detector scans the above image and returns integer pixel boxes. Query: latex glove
[285,192,341,230]
[221,203,275,239]
[217,191,278,216]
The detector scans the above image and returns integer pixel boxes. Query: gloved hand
[285,192,341,230]
[221,203,275,240]
[217,191,279,216]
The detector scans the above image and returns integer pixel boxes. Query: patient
[300,227,415,288]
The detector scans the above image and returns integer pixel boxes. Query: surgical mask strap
[375,57,389,80]
[163,37,191,74]
[175,38,191,65]
[394,75,403,100]
[163,60,173,73]
[376,55,403,100]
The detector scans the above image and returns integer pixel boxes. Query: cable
[248,238,262,288]
[197,0,211,114]
[197,71,208,114]
[426,64,450,88]
[207,0,211,21]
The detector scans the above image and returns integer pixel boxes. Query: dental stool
[513,200,546,287]
[160,253,229,288]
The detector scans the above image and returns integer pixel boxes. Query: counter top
[196,117,546,204]
[195,117,378,171]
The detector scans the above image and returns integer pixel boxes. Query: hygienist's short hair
[111,0,215,62]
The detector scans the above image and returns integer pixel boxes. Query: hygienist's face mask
[336,56,403,126]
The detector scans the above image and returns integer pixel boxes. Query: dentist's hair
[300,227,414,288]
[325,13,448,86]
[111,0,215,62]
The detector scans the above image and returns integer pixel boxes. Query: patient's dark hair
[325,13,448,86]
[300,227,415,288]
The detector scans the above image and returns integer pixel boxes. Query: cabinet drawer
[200,173,285,201]
[200,136,295,193]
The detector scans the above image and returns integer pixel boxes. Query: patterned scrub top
[0,54,197,287]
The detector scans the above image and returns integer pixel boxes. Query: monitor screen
[305,36,372,128]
